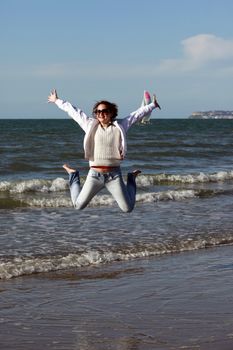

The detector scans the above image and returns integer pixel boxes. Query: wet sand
[1,245,233,350]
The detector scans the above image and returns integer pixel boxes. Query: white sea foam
[0,170,231,209]
[136,190,197,203]
[22,189,198,208]
[25,197,73,208]
[137,170,233,186]
[0,252,127,279]
[0,178,68,193]
[1,170,233,194]
[1,233,232,279]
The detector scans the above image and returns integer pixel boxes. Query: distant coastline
[189,111,233,119]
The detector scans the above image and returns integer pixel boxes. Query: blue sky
[1,0,233,118]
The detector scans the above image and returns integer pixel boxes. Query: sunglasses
[95,108,110,115]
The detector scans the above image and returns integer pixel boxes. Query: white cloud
[183,34,233,62]
[158,34,233,74]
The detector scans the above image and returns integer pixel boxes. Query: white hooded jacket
[55,99,156,161]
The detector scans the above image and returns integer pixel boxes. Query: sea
[1,118,233,349]
[1,118,233,279]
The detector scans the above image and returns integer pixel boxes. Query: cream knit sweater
[89,124,122,166]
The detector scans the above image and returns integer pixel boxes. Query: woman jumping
[48,89,160,212]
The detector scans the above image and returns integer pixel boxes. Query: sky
[1,0,233,119]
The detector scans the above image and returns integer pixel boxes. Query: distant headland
[189,111,233,119]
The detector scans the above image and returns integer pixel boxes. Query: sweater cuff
[55,99,64,107]
[148,102,156,110]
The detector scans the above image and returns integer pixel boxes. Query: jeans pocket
[90,173,100,179]
[106,170,121,181]
[89,169,101,179]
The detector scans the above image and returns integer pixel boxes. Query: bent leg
[105,172,137,213]
[75,170,104,210]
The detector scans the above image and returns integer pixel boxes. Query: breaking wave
[1,169,233,195]
[0,177,68,194]
[0,188,224,209]
[1,170,233,209]
[1,233,233,279]
[137,170,233,186]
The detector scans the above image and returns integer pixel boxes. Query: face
[95,104,113,126]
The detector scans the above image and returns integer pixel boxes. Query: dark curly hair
[92,100,118,121]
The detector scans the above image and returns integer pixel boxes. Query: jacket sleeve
[55,99,92,132]
[120,102,156,132]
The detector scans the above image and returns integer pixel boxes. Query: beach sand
[1,245,233,350]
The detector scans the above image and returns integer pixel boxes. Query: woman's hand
[48,89,58,103]
[152,94,161,109]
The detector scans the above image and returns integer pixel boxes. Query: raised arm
[120,93,161,131]
[47,89,91,132]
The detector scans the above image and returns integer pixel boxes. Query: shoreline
[1,245,233,349]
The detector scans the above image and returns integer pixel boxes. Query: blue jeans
[68,168,137,212]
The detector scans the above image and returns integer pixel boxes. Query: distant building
[189,111,233,119]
